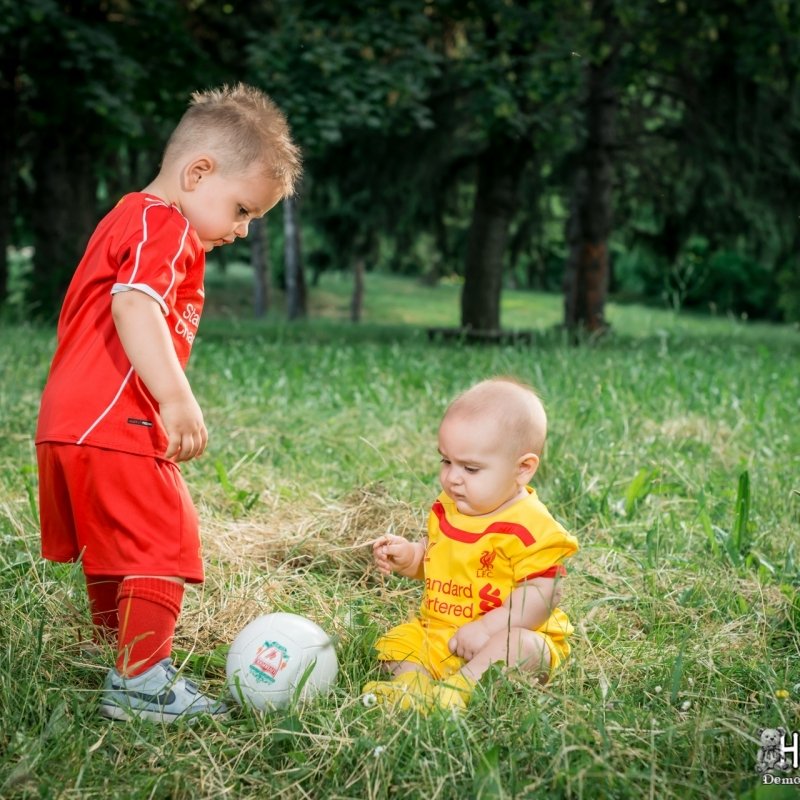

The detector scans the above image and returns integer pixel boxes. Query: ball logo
[249,641,290,685]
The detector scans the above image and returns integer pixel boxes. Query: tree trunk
[0,46,20,307]
[461,138,527,332]
[30,129,98,319]
[350,257,364,322]
[563,0,619,335]
[250,216,271,318]
[283,194,307,320]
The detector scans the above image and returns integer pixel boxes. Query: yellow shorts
[375,610,572,680]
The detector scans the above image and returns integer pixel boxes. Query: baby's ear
[518,452,540,482]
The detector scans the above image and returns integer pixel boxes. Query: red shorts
[37,443,204,582]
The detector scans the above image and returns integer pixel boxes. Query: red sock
[116,577,184,677]
[85,575,121,642]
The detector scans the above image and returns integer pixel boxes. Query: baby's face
[180,163,284,252]
[437,414,527,517]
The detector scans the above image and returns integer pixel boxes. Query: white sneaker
[99,658,228,723]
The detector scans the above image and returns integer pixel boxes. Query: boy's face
[437,413,537,517]
[180,160,284,252]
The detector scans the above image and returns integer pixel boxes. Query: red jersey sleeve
[111,201,194,317]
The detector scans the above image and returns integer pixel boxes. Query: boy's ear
[184,156,215,189]
[517,452,539,483]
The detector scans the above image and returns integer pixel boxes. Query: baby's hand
[448,620,491,662]
[372,533,416,576]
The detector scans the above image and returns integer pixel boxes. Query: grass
[1,268,799,799]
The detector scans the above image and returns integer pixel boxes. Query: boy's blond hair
[445,377,547,456]
[163,83,302,197]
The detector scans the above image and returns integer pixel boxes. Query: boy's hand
[373,534,419,576]
[160,395,208,462]
[448,619,491,662]
[111,291,207,463]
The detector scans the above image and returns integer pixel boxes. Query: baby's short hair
[445,377,548,456]
[163,83,302,196]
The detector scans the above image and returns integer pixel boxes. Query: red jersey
[36,193,206,458]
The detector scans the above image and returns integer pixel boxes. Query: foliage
[4,0,221,314]
[1,0,799,321]
[613,0,800,317]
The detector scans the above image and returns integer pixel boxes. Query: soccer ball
[226,612,338,711]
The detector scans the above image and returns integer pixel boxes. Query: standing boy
[364,378,579,712]
[36,84,301,722]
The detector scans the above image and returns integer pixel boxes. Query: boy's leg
[116,576,184,677]
[85,575,122,642]
[101,574,227,722]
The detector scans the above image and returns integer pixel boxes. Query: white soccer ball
[226,612,338,711]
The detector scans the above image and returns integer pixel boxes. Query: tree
[7,0,214,318]
[423,0,585,332]
[563,0,620,335]
[250,217,271,318]
[283,195,307,320]
[613,0,800,319]
[246,0,440,320]
[461,137,529,331]
[0,1,24,306]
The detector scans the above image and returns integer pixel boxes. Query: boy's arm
[448,576,563,660]
[373,534,427,580]
[111,291,207,462]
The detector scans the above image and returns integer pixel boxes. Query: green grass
[1,270,799,799]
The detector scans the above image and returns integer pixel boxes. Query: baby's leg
[463,628,551,685]
[363,660,435,710]
[381,659,433,679]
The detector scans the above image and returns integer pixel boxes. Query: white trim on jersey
[110,282,169,315]
[77,367,135,445]
[162,215,190,302]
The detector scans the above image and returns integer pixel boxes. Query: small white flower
[362,693,377,707]
[680,700,691,711]
[687,678,694,686]
[654,685,663,694]
[372,746,385,757]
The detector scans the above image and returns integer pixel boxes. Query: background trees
[1,0,798,328]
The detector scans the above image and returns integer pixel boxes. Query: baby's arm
[448,576,563,661]
[372,534,426,579]
[111,291,207,462]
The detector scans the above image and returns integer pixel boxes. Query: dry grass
[180,484,423,654]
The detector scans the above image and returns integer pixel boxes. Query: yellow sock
[432,672,475,711]
[362,671,434,711]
